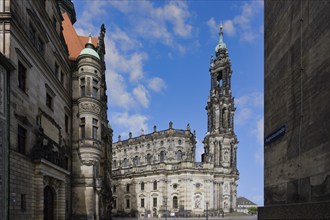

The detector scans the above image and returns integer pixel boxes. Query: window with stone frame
[92,79,99,98]
[141,198,145,208]
[65,114,69,133]
[113,185,116,193]
[18,61,27,92]
[28,24,36,44]
[173,196,178,208]
[54,62,59,78]
[160,151,165,162]
[133,156,139,166]
[80,117,86,138]
[60,71,64,85]
[141,182,145,191]
[46,92,53,110]
[113,199,117,209]
[126,184,130,192]
[153,181,157,190]
[92,118,98,139]
[17,125,26,155]
[45,84,55,111]
[126,199,130,208]
[176,150,182,161]
[153,197,157,207]
[123,158,128,167]
[80,77,86,96]
[147,153,152,164]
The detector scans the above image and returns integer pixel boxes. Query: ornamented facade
[111,26,239,218]
[0,0,112,219]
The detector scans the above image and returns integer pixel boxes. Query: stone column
[214,181,218,210]
[220,182,223,211]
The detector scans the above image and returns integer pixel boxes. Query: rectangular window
[55,62,59,78]
[126,184,130,192]
[80,118,85,138]
[113,199,117,209]
[37,37,44,53]
[113,185,116,193]
[46,93,53,110]
[52,16,57,29]
[141,198,145,208]
[65,156,69,170]
[126,199,130,208]
[92,118,98,139]
[65,114,69,133]
[92,79,98,86]
[28,25,36,43]
[92,87,98,98]
[81,86,85,97]
[18,62,27,92]
[60,72,64,85]
[153,198,157,207]
[21,194,26,212]
[17,125,26,155]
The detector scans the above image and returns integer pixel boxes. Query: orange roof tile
[62,12,98,61]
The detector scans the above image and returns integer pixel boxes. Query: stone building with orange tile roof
[0,0,112,219]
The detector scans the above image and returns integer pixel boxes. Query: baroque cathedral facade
[0,0,112,219]
[111,26,239,218]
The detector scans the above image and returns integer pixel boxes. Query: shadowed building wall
[260,0,330,219]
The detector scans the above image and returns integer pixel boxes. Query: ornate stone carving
[79,102,100,114]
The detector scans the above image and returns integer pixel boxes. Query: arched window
[133,156,139,166]
[176,150,182,161]
[147,154,152,164]
[160,151,165,162]
[222,108,226,128]
[153,181,157,190]
[141,182,145,191]
[123,158,128,167]
[173,196,178,209]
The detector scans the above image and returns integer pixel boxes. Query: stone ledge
[258,201,330,219]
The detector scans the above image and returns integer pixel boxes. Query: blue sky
[72,0,264,205]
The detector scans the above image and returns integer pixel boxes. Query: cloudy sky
[72,0,264,205]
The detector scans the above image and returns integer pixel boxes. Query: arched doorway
[44,186,54,220]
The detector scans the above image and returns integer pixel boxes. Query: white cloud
[106,70,135,109]
[148,77,167,93]
[110,27,142,52]
[235,107,252,125]
[235,92,263,125]
[133,85,150,108]
[110,112,149,139]
[207,1,263,42]
[223,20,236,36]
[108,0,193,50]
[207,17,217,36]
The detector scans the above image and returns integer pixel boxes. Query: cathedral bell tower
[203,25,238,173]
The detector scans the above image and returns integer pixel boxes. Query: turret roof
[62,12,98,61]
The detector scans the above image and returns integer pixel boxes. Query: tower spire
[219,22,223,43]
[88,33,92,44]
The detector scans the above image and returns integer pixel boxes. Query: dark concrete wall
[264,0,330,209]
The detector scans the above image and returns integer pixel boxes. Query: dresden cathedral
[0,0,238,219]
[111,25,239,218]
